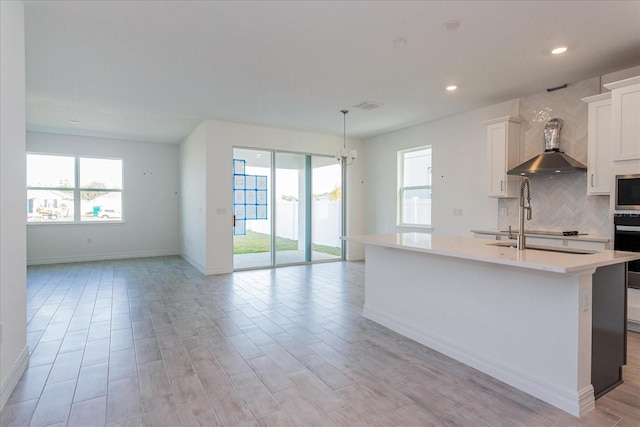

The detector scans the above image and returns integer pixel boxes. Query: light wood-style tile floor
[1,256,638,426]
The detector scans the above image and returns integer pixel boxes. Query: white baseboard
[27,249,180,265]
[179,254,231,275]
[181,253,206,274]
[363,305,594,417]
[0,345,29,412]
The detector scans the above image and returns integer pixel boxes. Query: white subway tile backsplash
[498,77,611,237]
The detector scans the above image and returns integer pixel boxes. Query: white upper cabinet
[485,116,521,198]
[582,93,612,195]
[604,76,640,161]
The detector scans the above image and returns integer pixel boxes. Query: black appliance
[615,174,640,211]
[614,213,640,289]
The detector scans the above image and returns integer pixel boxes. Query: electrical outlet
[453,208,463,216]
[500,207,508,216]
[217,208,226,215]
[581,291,590,311]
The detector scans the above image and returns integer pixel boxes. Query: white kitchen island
[344,233,640,417]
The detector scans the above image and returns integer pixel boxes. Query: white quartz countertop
[344,233,640,274]
[471,228,610,243]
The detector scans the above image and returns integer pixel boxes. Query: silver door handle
[616,225,640,232]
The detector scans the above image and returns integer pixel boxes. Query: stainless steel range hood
[507,118,586,176]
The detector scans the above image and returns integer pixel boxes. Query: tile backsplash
[497,77,612,237]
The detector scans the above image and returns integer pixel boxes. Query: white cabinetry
[582,93,612,195]
[604,76,640,161]
[485,116,521,198]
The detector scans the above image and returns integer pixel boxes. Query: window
[27,154,123,223]
[398,146,432,227]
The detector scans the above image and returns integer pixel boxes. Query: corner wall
[179,122,208,273]
[26,132,180,264]
[0,0,28,410]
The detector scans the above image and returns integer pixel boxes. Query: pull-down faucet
[517,177,532,250]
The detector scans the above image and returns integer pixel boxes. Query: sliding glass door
[275,153,308,265]
[311,156,342,261]
[232,148,273,269]
[233,148,342,269]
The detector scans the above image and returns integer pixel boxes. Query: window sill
[27,221,125,226]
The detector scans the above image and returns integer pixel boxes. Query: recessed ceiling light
[442,20,461,31]
[446,85,458,91]
[391,38,407,48]
[551,46,567,55]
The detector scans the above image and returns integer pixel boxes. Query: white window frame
[27,153,123,224]
[397,146,432,227]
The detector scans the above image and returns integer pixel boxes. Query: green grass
[234,230,341,256]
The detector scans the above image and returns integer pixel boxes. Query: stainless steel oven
[614,213,640,289]
[615,174,640,211]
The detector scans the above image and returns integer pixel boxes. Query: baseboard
[0,345,29,412]
[179,254,231,275]
[363,305,593,417]
[27,249,180,266]
[180,253,207,274]
[628,320,640,333]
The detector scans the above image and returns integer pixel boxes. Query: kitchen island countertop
[471,228,610,244]
[345,233,638,274]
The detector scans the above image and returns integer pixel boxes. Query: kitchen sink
[486,241,599,255]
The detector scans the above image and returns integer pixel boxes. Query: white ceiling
[24,0,640,144]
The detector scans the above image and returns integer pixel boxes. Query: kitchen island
[344,233,640,417]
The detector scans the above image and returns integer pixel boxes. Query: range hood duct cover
[507,117,586,176]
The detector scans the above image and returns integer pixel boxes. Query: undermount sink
[486,241,599,255]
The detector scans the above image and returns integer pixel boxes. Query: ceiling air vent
[353,101,382,110]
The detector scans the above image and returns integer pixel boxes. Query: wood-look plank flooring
[1,256,638,426]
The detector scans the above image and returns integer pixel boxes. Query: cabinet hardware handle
[500,180,504,192]
[591,174,594,187]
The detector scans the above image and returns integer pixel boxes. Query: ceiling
[24,0,640,144]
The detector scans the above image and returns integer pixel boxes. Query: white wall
[180,119,364,274]
[363,99,519,236]
[179,122,208,272]
[0,0,28,410]
[26,132,180,264]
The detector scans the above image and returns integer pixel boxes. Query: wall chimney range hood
[507,118,586,176]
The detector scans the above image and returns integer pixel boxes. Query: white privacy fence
[247,199,341,247]
[403,199,432,226]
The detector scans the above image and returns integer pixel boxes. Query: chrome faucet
[517,177,532,250]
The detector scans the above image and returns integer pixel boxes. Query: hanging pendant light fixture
[336,110,357,168]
